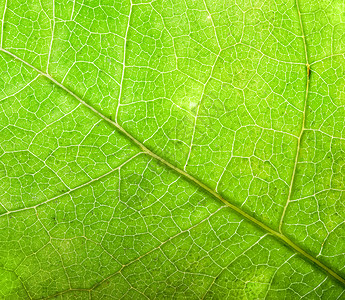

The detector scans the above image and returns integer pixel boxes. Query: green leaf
[0,0,345,298]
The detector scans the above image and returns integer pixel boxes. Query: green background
[0,0,345,298]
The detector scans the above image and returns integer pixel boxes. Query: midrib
[1,45,344,287]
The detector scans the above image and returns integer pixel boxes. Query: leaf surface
[1,0,345,299]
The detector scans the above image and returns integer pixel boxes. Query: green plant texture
[1,0,345,299]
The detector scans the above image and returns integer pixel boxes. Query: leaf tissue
[0,0,345,299]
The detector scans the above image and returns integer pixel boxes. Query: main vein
[1,47,344,287]
[279,0,310,233]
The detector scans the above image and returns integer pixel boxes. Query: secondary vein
[279,0,310,233]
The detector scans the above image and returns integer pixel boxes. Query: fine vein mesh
[0,0,345,299]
